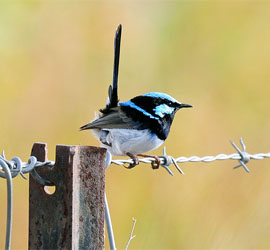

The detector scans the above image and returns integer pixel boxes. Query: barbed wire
[0,151,54,184]
[1,138,269,250]
[111,138,270,175]
[1,139,270,181]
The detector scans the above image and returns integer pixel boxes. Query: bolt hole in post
[44,185,56,195]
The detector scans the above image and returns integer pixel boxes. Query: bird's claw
[124,162,137,169]
[125,153,139,169]
[124,153,161,169]
[151,156,161,169]
[136,154,161,170]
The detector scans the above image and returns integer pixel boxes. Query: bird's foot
[125,152,139,169]
[137,154,161,169]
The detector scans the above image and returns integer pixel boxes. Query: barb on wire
[111,138,270,175]
[230,138,250,173]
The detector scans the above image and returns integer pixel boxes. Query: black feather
[120,104,175,140]
[100,24,122,114]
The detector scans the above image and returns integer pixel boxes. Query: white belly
[93,128,164,156]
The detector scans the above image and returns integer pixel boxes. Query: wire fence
[111,139,270,175]
[1,138,270,250]
[1,139,269,180]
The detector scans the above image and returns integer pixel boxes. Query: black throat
[120,105,175,140]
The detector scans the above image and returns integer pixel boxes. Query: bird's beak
[179,103,193,109]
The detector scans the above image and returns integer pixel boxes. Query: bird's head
[120,92,192,121]
[141,92,192,118]
[119,92,192,140]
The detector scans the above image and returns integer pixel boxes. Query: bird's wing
[80,107,135,130]
[100,24,122,114]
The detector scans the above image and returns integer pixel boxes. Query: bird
[80,24,192,169]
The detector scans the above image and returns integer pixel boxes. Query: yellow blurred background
[0,1,270,249]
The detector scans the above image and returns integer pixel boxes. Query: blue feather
[142,92,180,104]
[153,104,174,118]
[119,100,159,120]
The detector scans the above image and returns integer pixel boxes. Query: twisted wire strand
[111,138,270,175]
[111,153,270,165]
[0,139,270,179]
[0,152,54,179]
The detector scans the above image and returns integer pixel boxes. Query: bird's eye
[167,101,173,107]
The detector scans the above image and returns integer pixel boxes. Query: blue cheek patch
[120,101,159,120]
[153,104,174,118]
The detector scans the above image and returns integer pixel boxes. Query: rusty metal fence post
[29,143,106,250]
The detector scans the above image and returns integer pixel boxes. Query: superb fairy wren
[80,24,192,169]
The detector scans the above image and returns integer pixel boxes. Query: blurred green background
[0,1,270,249]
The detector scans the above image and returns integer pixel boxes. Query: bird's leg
[137,154,161,169]
[125,152,139,169]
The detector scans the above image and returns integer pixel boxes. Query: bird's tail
[100,24,122,114]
